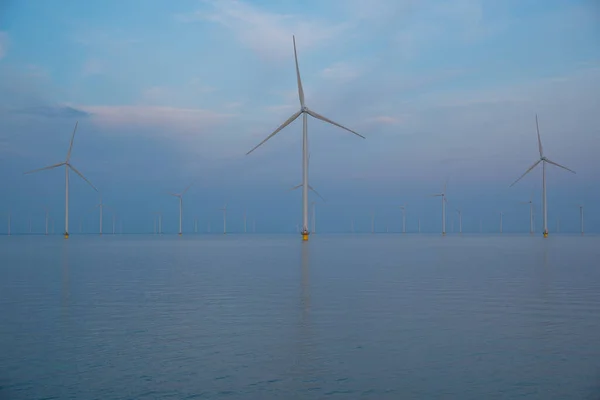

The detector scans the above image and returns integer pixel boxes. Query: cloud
[320,62,361,81]
[82,59,104,76]
[366,116,402,125]
[0,31,8,60]
[11,105,90,119]
[76,105,233,132]
[178,0,350,59]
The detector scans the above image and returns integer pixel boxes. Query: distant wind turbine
[24,121,98,238]
[220,204,227,234]
[510,115,575,237]
[399,205,406,233]
[243,210,247,233]
[245,36,365,241]
[154,212,163,234]
[519,191,535,235]
[431,181,448,235]
[456,209,462,234]
[371,211,375,234]
[95,196,106,235]
[194,217,198,234]
[169,182,194,235]
[578,205,584,235]
[500,211,503,234]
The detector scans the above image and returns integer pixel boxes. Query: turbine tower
[431,182,447,235]
[24,121,98,238]
[220,204,227,234]
[399,205,406,233]
[169,182,194,236]
[95,196,106,235]
[245,36,365,241]
[510,115,575,237]
[154,212,163,234]
[520,192,535,235]
[500,211,503,234]
[456,209,462,234]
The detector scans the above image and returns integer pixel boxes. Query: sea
[1,234,599,399]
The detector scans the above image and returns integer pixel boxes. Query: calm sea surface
[1,234,599,399]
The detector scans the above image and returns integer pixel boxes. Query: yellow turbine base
[442,232,446,236]
[302,234,309,241]
[64,232,69,239]
[543,232,548,238]
[178,232,182,236]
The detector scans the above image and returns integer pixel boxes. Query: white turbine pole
[179,197,183,235]
[530,202,534,235]
[221,204,227,234]
[457,210,462,234]
[500,212,503,234]
[579,205,584,235]
[442,196,446,235]
[542,159,547,236]
[44,208,49,235]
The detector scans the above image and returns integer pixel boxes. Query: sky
[0,0,599,234]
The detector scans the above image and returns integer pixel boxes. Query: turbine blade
[430,194,443,197]
[66,121,79,162]
[24,162,66,174]
[68,164,98,191]
[246,110,302,155]
[290,184,302,191]
[546,158,576,174]
[292,36,305,108]
[182,181,195,195]
[308,185,326,202]
[306,109,365,139]
[510,159,541,187]
[535,114,543,158]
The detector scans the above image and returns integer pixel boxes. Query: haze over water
[1,235,599,399]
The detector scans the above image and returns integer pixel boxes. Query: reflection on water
[0,235,599,399]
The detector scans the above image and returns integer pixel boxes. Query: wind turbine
[154,212,163,234]
[456,209,462,234]
[95,196,106,235]
[510,114,575,237]
[243,210,247,233]
[399,204,406,233]
[519,191,535,235]
[500,211,503,234]
[6,212,10,235]
[194,217,198,234]
[577,205,584,235]
[220,204,227,234]
[169,182,194,236]
[24,122,98,238]
[431,182,448,235]
[245,36,365,241]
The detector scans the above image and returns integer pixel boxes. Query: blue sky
[0,0,599,234]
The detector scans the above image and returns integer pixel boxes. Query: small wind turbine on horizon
[456,209,462,234]
[220,204,227,234]
[578,205,584,235]
[431,181,448,235]
[510,115,576,238]
[24,121,98,239]
[245,36,365,241]
[154,212,163,234]
[520,191,535,235]
[169,182,194,236]
[94,196,107,235]
[399,204,407,233]
[500,211,504,234]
